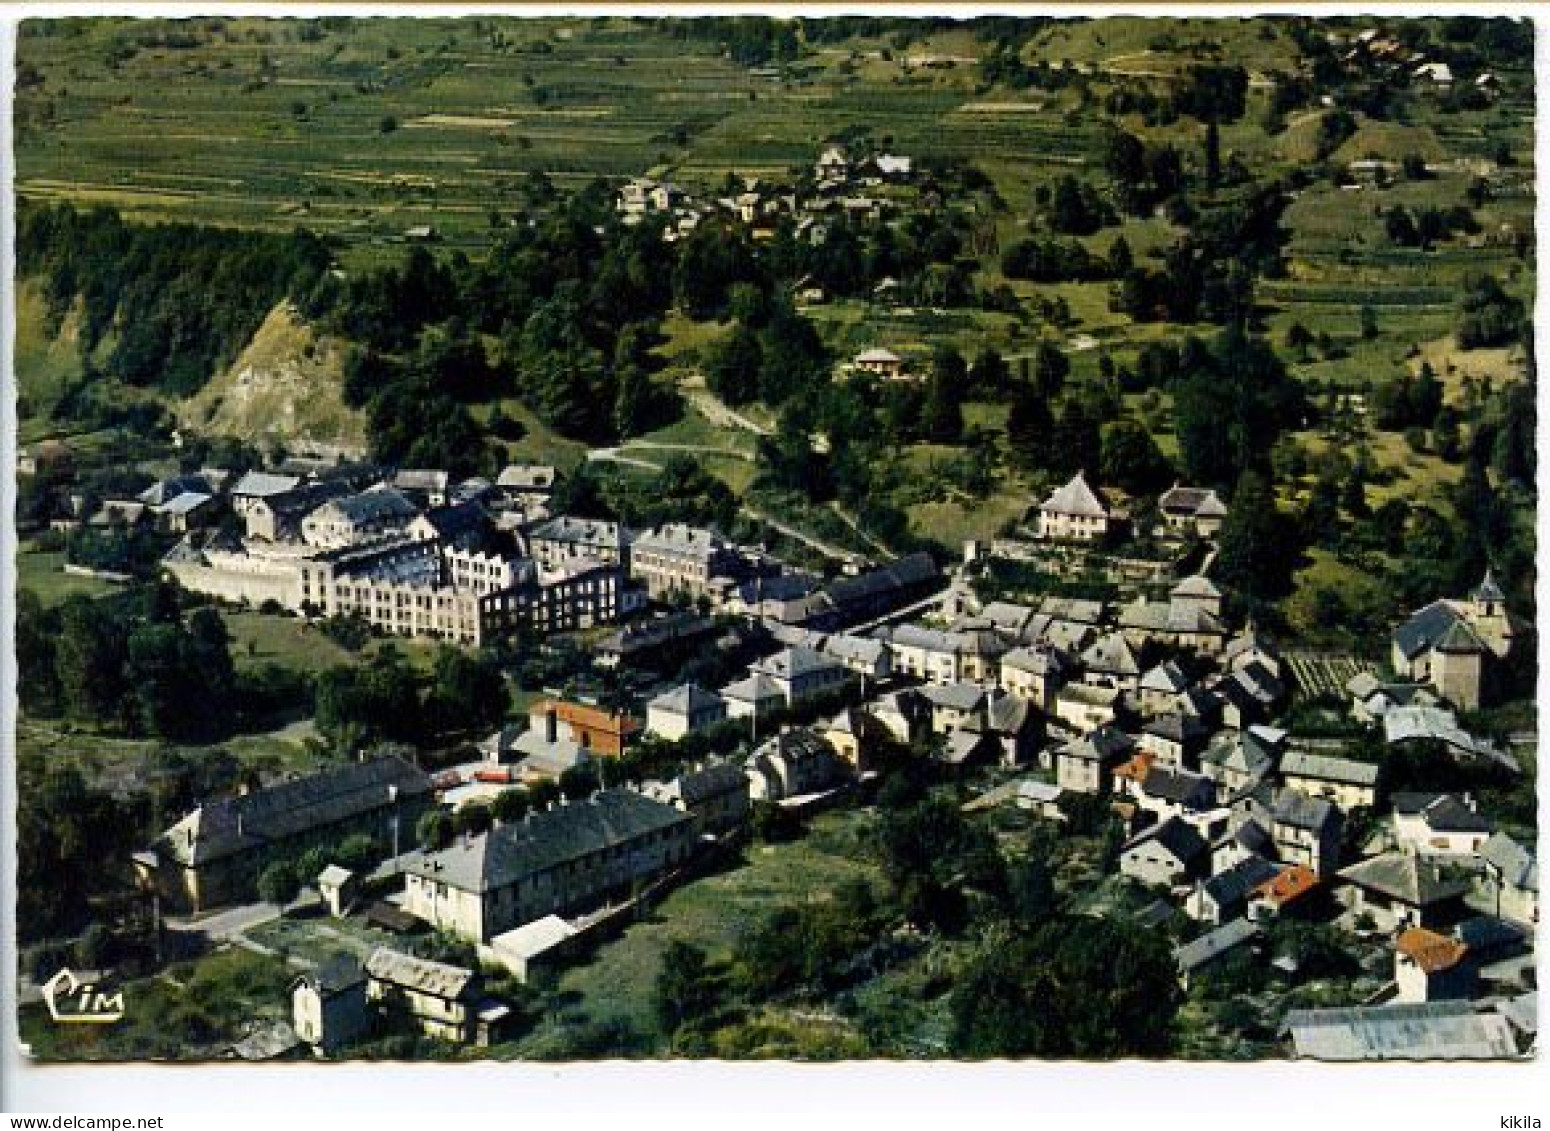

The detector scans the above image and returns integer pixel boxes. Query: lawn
[15,546,120,608]
[19,946,295,1062]
[506,806,884,1054]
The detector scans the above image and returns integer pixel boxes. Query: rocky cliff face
[179,300,368,460]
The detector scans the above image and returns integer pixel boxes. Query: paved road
[585,449,663,471]
[168,900,280,943]
[684,387,772,437]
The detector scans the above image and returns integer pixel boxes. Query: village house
[528,516,635,571]
[920,682,988,736]
[1338,852,1472,932]
[495,464,557,510]
[402,790,695,942]
[1037,472,1111,542]
[406,501,488,551]
[852,347,908,380]
[645,683,728,741]
[816,708,877,770]
[1249,863,1322,922]
[390,469,450,509]
[1391,572,1523,711]
[1157,485,1229,538]
[316,865,359,918]
[292,955,371,1056]
[1283,1000,1519,1061]
[1186,854,1282,926]
[1121,817,1209,889]
[1278,751,1381,811]
[1223,625,1284,679]
[643,761,751,837]
[1213,662,1286,729]
[1261,788,1345,878]
[754,645,852,705]
[230,469,302,519]
[999,645,1070,711]
[1080,632,1142,695]
[1055,725,1134,794]
[1136,766,1217,822]
[242,480,351,542]
[1391,792,1494,857]
[365,947,506,1046]
[527,699,639,758]
[133,756,432,913]
[1118,597,1228,657]
[1052,682,1122,736]
[883,624,974,685]
[1139,713,1212,771]
[1169,574,1225,619]
[629,524,747,601]
[301,488,419,549]
[868,688,933,746]
[593,612,720,670]
[1478,833,1538,926]
[820,632,892,683]
[1175,919,1261,990]
[720,672,786,723]
[1138,661,1192,715]
[1394,928,1473,1004]
[138,474,217,534]
[969,691,1042,767]
[745,728,849,802]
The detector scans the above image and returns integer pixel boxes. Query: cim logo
[42,967,125,1024]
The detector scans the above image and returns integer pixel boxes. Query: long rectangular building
[166,534,630,647]
[402,790,695,942]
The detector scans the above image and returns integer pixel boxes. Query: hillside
[178,301,368,459]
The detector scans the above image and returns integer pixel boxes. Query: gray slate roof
[1081,632,1140,678]
[155,757,431,867]
[328,488,418,525]
[1280,751,1381,788]
[1284,1001,1520,1061]
[1479,832,1537,890]
[1393,600,1473,661]
[1203,855,1282,908]
[1126,815,1208,865]
[1175,918,1260,973]
[1040,472,1109,518]
[671,762,749,806]
[365,947,478,1001]
[232,470,302,498]
[649,683,725,716]
[1339,852,1471,906]
[403,790,690,894]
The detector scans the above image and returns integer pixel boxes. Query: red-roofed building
[1250,863,1322,920]
[1395,927,1473,1003]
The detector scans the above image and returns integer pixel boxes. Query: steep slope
[179,301,368,459]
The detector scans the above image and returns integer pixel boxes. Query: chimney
[545,708,558,744]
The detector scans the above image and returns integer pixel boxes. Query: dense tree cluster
[949,917,1180,1058]
[314,643,508,751]
[18,201,332,398]
[19,587,236,741]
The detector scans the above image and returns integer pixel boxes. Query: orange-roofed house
[1249,864,1322,921]
[1394,927,1474,1003]
[527,700,640,758]
[1112,751,1157,800]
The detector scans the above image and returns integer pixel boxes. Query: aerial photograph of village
[10,12,1538,1066]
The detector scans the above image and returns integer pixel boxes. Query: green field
[510,807,883,1054]
[15,546,120,607]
